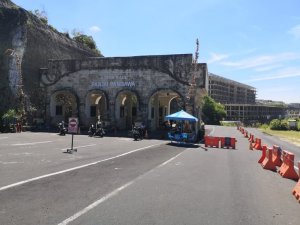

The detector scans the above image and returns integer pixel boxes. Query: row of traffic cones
[238,126,300,203]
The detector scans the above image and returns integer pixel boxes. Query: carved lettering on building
[90,81,136,88]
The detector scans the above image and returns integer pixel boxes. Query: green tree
[72,31,101,55]
[202,96,226,125]
[2,109,18,121]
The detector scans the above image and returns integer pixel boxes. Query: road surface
[0,127,299,225]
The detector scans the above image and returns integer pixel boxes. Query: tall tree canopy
[72,30,101,55]
[202,95,226,125]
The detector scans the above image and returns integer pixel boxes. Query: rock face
[0,0,99,115]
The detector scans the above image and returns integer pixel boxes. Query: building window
[132,107,137,117]
[90,106,96,117]
[120,106,125,118]
[151,107,154,119]
[56,105,63,116]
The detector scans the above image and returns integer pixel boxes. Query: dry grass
[259,128,300,147]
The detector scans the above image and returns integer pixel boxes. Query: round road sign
[69,119,77,127]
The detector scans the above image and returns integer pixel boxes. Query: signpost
[67,117,78,153]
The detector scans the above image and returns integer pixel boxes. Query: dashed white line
[57,151,184,225]
[11,141,53,146]
[0,161,24,165]
[0,143,162,192]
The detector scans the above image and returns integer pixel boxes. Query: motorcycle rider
[88,124,96,137]
[58,121,67,135]
[132,123,145,141]
[94,120,105,137]
[132,126,140,141]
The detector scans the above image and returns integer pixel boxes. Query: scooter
[88,124,96,137]
[94,127,105,137]
[58,123,67,136]
[132,127,143,141]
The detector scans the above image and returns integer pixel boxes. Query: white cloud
[221,52,300,70]
[288,25,300,39]
[89,26,101,33]
[247,67,300,82]
[207,52,230,64]
[254,64,283,72]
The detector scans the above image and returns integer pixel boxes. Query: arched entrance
[148,90,183,131]
[115,90,138,130]
[50,90,78,124]
[85,90,108,125]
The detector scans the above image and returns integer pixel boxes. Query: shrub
[280,120,289,130]
[260,124,268,130]
[269,119,289,130]
[270,119,281,130]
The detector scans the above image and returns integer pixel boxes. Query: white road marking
[0,143,162,192]
[61,144,96,151]
[58,181,134,225]
[11,141,53,146]
[0,137,8,140]
[57,151,184,225]
[0,161,24,165]
[8,152,33,156]
[118,138,132,141]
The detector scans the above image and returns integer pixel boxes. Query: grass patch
[259,128,300,146]
[220,121,238,127]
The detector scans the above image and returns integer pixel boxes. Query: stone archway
[85,90,108,125]
[50,90,78,124]
[115,90,139,130]
[148,89,184,131]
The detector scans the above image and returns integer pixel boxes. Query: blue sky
[13,0,300,103]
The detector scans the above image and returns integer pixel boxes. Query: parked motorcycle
[88,124,96,137]
[88,123,105,137]
[94,127,105,137]
[132,127,143,141]
[58,122,67,136]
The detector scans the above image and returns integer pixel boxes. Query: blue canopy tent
[165,110,198,122]
[165,110,198,143]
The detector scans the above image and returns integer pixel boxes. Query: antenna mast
[186,39,199,114]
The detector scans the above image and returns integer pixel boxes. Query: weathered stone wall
[41,54,208,126]
[0,0,99,115]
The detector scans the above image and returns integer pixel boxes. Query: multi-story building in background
[286,103,300,118]
[208,73,256,104]
[208,73,287,124]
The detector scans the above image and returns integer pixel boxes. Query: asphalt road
[0,127,300,225]
[245,127,300,164]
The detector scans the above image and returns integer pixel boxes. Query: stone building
[40,54,208,130]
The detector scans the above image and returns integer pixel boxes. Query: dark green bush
[269,119,289,130]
